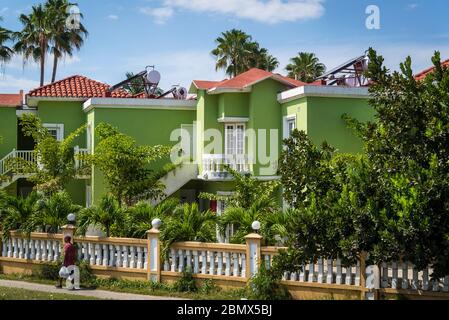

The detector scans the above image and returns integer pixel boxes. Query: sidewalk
[0,279,185,300]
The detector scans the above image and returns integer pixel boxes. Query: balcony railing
[0,150,36,176]
[201,154,252,179]
[74,146,89,170]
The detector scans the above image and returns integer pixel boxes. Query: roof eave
[26,96,88,107]
[277,86,370,104]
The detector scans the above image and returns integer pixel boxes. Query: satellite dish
[147,70,161,85]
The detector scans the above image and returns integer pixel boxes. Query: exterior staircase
[0,150,35,189]
[154,162,198,204]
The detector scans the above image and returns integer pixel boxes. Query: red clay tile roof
[193,68,309,92]
[0,92,22,107]
[415,58,449,81]
[28,75,132,99]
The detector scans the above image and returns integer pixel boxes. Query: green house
[0,68,374,212]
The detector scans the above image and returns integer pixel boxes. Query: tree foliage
[277,49,449,278]
[16,113,86,194]
[88,123,171,207]
[285,52,326,83]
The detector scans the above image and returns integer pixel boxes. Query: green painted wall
[248,79,286,176]
[37,101,87,148]
[90,107,196,204]
[281,97,308,132]
[218,93,249,118]
[306,97,374,153]
[0,107,17,159]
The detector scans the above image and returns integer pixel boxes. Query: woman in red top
[56,236,77,288]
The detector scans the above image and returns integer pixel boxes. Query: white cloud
[407,4,419,10]
[107,14,119,20]
[0,74,39,93]
[139,7,174,25]
[162,0,325,24]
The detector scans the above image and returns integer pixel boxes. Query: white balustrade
[202,154,252,178]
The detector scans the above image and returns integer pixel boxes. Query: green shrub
[199,279,220,295]
[247,264,291,300]
[173,267,197,293]
[77,261,96,288]
[37,260,61,280]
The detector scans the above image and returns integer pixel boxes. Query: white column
[336,259,342,284]
[41,240,47,261]
[170,249,177,272]
[115,245,122,267]
[23,239,29,259]
[178,249,184,273]
[54,241,60,261]
[326,259,333,284]
[18,238,23,259]
[109,245,115,266]
[35,240,40,260]
[232,253,239,277]
[89,243,95,265]
[95,244,102,265]
[143,247,148,270]
[47,241,53,262]
[308,262,314,282]
[217,251,223,276]
[6,239,12,258]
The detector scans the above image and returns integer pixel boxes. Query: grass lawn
[0,274,246,300]
[0,286,100,300]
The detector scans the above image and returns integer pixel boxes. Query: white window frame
[43,123,64,142]
[224,123,245,156]
[86,123,93,152]
[283,115,297,140]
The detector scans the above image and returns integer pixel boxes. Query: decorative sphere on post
[151,218,162,230]
[67,213,76,224]
[251,221,261,232]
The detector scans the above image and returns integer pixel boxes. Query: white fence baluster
[402,262,409,289]
[193,251,199,273]
[216,252,223,276]
[89,243,95,265]
[308,262,314,282]
[23,239,29,259]
[136,247,142,269]
[326,259,333,284]
[232,253,239,277]
[143,247,148,270]
[122,245,128,268]
[178,250,185,272]
[29,240,35,260]
[299,264,305,282]
[225,252,231,276]
[432,279,440,292]
[109,245,115,266]
[41,240,47,261]
[208,251,215,275]
[264,255,270,269]
[381,262,388,288]
[355,260,361,286]
[345,266,353,285]
[95,244,101,265]
[47,241,53,262]
[422,268,429,291]
[336,259,342,284]
[201,251,207,274]
[290,271,298,281]
[129,246,136,268]
[317,258,324,283]
[12,238,18,258]
[411,266,419,290]
[443,276,449,292]
[170,249,177,272]
[241,254,246,278]
[115,245,122,267]
[186,250,192,271]
[391,262,398,289]
[17,238,23,259]
[102,244,108,266]
[35,240,41,260]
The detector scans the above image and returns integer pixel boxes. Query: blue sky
[0,0,448,93]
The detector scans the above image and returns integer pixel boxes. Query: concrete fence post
[147,218,162,282]
[244,233,262,281]
[61,224,77,244]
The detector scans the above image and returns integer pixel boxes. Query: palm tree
[125,198,178,238]
[160,203,216,255]
[0,192,43,239]
[77,194,124,237]
[246,43,279,72]
[14,4,53,86]
[286,52,326,83]
[29,191,81,233]
[211,29,254,77]
[45,0,88,83]
[0,17,13,65]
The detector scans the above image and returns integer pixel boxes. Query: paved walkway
[0,279,185,300]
